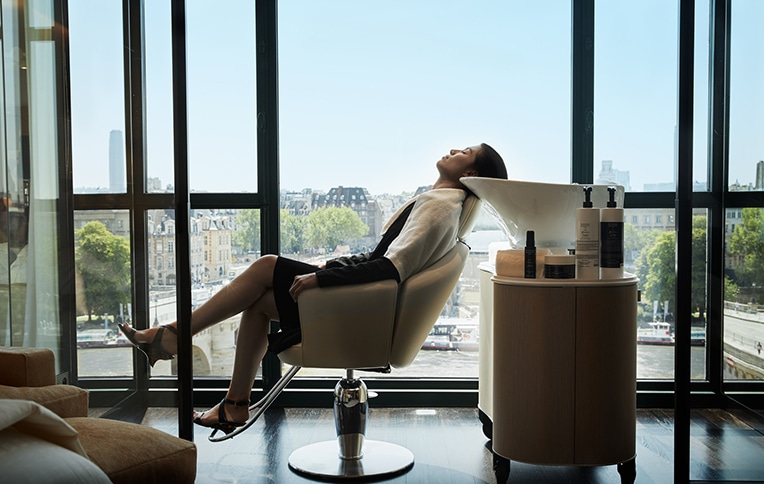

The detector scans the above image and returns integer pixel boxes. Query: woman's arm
[291,257,400,301]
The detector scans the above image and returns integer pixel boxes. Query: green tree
[631,228,661,288]
[75,221,131,321]
[233,209,260,254]
[724,276,739,302]
[643,215,708,319]
[307,207,369,250]
[280,209,308,254]
[728,207,764,289]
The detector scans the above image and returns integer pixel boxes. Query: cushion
[0,347,56,387]
[0,427,111,483]
[67,417,197,484]
[0,399,111,483]
[0,384,88,418]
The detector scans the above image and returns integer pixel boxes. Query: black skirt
[268,256,320,354]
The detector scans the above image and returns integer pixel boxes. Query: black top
[315,202,414,287]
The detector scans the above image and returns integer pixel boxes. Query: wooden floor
[121,406,764,483]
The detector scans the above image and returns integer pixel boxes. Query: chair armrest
[279,280,399,369]
[0,347,56,387]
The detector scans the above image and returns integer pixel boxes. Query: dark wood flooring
[121,406,764,483]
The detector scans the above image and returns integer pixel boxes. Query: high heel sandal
[193,398,249,435]
[118,323,177,367]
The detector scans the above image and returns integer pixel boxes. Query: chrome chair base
[288,440,414,480]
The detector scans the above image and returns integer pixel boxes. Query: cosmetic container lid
[525,230,535,248]
[544,255,575,265]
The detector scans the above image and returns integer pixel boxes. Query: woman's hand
[289,273,319,302]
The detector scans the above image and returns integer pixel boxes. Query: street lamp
[153,295,159,327]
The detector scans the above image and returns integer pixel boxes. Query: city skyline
[68,2,764,196]
[82,127,764,197]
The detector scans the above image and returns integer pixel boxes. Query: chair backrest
[282,195,481,370]
[388,196,481,368]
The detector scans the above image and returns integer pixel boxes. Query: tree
[628,226,661,288]
[728,207,764,289]
[643,215,708,320]
[233,209,260,254]
[307,207,369,251]
[280,209,307,254]
[75,221,131,321]
[724,276,739,302]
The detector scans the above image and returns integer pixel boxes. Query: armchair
[0,346,197,483]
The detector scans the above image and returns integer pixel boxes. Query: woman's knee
[242,254,277,279]
[252,254,279,267]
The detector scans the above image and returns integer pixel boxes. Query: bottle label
[525,248,536,278]
[577,253,598,268]
[600,221,624,268]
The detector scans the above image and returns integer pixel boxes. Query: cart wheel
[617,457,636,484]
[493,453,510,483]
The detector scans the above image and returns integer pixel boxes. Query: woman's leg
[193,288,277,426]
[129,255,279,353]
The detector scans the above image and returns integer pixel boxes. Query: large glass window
[595,1,691,192]
[145,1,174,194]
[74,210,133,377]
[148,208,262,379]
[186,0,257,193]
[723,1,764,381]
[628,208,708,380]
[69,0,126,194]
[278,0,571,378]
[728,1,764,191]
[724,207,764,381]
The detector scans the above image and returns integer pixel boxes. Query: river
[77,343,713,380]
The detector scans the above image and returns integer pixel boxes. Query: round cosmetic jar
[544,254,576,279]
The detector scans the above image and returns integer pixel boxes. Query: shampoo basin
[460,177,624,250]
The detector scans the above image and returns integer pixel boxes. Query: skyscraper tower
[755,160,764,190]
[109,130,125,192]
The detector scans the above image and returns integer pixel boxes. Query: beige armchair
[210,196,481,481]
[0,346,197,483]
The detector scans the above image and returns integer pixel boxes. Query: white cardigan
[383,188,466,282]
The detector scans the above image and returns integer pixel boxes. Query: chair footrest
[288,440,414,480]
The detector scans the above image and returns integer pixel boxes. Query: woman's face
[437,145,481,181]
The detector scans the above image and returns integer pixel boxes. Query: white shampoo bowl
[461,178,624,250]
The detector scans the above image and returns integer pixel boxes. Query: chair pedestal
[288,371,414,480]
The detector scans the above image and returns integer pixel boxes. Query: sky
[68,1,764,196]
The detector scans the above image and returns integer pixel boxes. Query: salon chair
[209,195,481,481]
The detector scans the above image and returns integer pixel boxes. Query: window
[279,0,571,378]
[186,1,257,193]
[74,210,133,377]
[70,1,126,194]
[729,2,764,192]
[57,0,761,412]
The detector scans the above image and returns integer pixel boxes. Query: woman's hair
[473,143,508,180]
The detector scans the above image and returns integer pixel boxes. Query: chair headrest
[457,195,481,240]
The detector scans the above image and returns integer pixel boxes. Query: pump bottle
[524,230,536,278]
[600,186,624,279]
[575,186,599,279]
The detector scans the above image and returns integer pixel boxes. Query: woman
[120,143,507,433]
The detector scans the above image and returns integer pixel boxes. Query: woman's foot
[118,323,178,367]
[193,398,249,433]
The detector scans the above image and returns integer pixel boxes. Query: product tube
[600,186,624,279]
[575,186,599,279]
